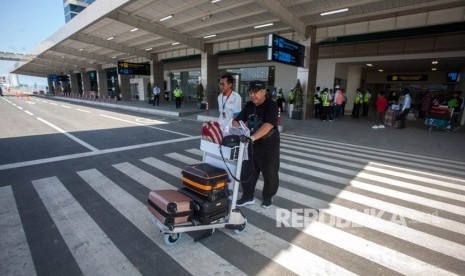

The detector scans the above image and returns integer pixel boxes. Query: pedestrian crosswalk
[1,133,465,275]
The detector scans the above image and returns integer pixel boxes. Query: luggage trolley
[149,138,248,246]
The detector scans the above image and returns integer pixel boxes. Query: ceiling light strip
[160,15,173,21]
[203,34,216,39]
[321,8,348,16]
[254,23,274,29]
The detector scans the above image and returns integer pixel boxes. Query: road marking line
[49,102,58,106]
[76,109,91,113]
[61,105,71,108]
[32,177,141,276]
[0,136,200,171]
[17,106,23,110]
[99,114,188,136]
[141,157,355,275]
[177,149,465,262]
[0,186,37,276]
[78,168,246,276]
[25,111,34,116]
[37,117,99,152]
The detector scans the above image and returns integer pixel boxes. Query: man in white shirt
[217,74,242,132]
[152,83,161,106]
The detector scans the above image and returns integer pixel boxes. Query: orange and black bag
[181,163,229,201]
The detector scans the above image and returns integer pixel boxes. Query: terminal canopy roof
[11,0,465,77]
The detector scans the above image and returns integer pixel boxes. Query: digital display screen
[446,72,459,82]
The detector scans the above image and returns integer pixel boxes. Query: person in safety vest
[288,88,295,105]
[320,88,333,121]
[362,88,372,116]
[352,88,363,118]
[173,84,183,108]
[314,86,322,119]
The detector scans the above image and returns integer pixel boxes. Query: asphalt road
[1,95,465,276]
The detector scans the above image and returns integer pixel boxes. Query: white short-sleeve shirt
[217,91,242,131]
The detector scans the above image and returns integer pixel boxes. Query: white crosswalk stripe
[5,135,465,275]
[0,186,36,276]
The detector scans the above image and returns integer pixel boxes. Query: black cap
[248,80,265,92]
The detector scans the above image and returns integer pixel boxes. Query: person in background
[352,88,363,118]
[448,91,463,130]
[233,80,280,209]
[152,83,160,106]
[314,86,322,119]
[420,92,432,118]
[0,86,3,96]
[341,89,347,117]
[333,86,344,120]
[173,84,183,108]
[387,91,399,109]
[362,88,372,116]
[217,74,242,132]
[372,90,388,129]
[397,88,411,129]
[320,88,333,121]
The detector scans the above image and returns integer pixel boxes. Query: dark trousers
[399,108,410,128]
[362,102,369,116]
[352,103,361,118]
[240,140,280,201]
[153,95,159,106]
[175,97,182,108]
[314,103,322,119]
[321,105,332,120]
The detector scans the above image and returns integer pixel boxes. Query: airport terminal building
[12,0,465,120]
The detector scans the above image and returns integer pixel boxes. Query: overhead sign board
[267,34,305,67]
[117,61,150,75]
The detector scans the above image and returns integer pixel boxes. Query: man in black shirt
[232,80,280,208]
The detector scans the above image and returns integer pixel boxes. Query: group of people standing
[152,83,183,108]
[313,86,348,121]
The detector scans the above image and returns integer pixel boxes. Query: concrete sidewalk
[48,95,465,162]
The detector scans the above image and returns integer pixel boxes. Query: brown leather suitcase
[181,163,229,201]
[147,190,193,227]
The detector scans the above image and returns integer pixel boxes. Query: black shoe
[261,198,273,208]
[236,197,255,207]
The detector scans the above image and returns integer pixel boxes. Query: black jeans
[399,108,410,128]
[240,134,280,201]
[153,95,159,106]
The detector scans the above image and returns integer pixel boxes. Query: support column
[150,53,164,92]
[48,78,55,94]
[118,74,131,101]
[201,44,219,108]
[302,26,318,120]
[80,68,91,96]
[345,66,362,114]
[69,72,79,95]
[96,65,108,99]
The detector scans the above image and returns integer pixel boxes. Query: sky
[0,0,65,87]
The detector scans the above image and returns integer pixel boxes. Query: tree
[146,82,152,103]
[294,79,304,110]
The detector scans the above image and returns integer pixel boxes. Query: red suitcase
[147,190,193,227]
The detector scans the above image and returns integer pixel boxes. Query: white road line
[282,134,465,167]
[60,105,71,108]
[279,161,465,234]
[16,106,23,110]
[49,102,58,106]
[25,111,34,116]
[247,203,460,276]
[0,136,200,171]
[99,114,188,136]
[0,186,37,276]
[176,150,465,262]
[112,162,173,190]
[78,168,247,276]
[36,117,99,152]
[141,157,355,275]
[32,177,141,276]
[282,136,465,175]
[76,109,91,113]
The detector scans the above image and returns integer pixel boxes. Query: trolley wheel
[163,233,182,246]
[234,218,247,234]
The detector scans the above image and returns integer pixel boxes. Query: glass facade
[63,0,96,22]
